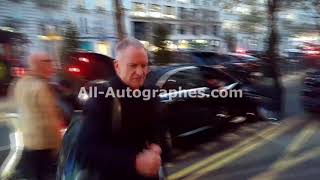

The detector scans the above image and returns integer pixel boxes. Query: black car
[220,53,265,83]
[63,51,115,87]
[167,51,236,66]
[60,51,115,110]
[168,51,265,84]
[301,70,320,112]
[145,65,263,149]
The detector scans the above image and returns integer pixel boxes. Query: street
[164,73,318,180]
[165,114,320,180]
[1,73,320,180]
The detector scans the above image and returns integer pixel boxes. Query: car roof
[146,64,235,88]
[227,52,256,58]
[71,51,115,61]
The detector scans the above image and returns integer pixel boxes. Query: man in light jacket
[12,52,62,179]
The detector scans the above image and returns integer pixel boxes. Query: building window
[212,25,218,36]
[165,6,175,16]
[202,26,207,34]
[150,4,161,13]
[132,2,146,13]
[191,0,200,5]
[201,10,209,20]
[79,17,89,34]
[192,25,201,35]
[179,25,186,35]
[192,9,200,19]
[96,0,106,11]
[167,24,175,34]
[133,21,147,40]
[34,0,62,8]
[84,18,88,34]
[202,0,209,6]
[149,4,161,17]
[77,0,85,8]
[210,11,217,20]
[163,23,173,34]
[178,7,186,19]
[170,24,175,34]
[192,26,197,35]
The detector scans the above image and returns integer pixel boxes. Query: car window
[163,67,234,90]
[198,66,235,89]
[163,68,204,90]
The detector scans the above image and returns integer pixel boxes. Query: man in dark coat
[76,38,162,180]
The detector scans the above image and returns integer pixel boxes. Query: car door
[160,66,236,135]
[159,67,210,135]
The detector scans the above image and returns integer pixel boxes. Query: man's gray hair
[115,38,145,59]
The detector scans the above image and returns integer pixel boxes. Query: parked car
[167,51,264,84]
[145,65,267,150]
[301,70,320,112]
[154,51,282,120]
[61,51,115,110]
[221,53,265,83]
[155,51,234,66]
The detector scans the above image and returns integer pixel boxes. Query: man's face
[115,47,148,89]
[38,58,55,79]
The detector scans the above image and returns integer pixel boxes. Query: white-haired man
[73,38,163,180]
[12,52,62,179]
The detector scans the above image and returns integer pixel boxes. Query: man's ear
[114,60,119,73]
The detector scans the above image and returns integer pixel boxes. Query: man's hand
[136,144,162,177]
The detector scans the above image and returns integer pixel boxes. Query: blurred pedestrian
[12,52,63,180]
[59,38,163,180]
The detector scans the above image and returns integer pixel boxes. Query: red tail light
[12,67,25,77]
[67,66,82,76]
[68,67,81,73]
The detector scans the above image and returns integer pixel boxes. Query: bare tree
[113,0,126,40]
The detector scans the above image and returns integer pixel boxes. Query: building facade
[219,0,267,52]
[0,0,117,67]
[123,0,223,51]
[220,0,319,53]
